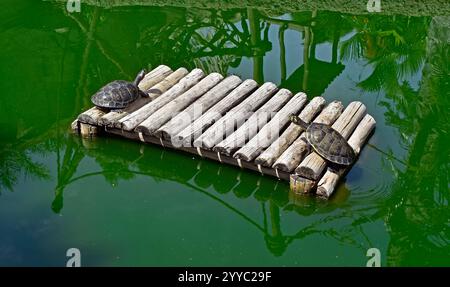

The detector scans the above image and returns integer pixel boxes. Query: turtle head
[133,69,147,86]
[289,114,308,129]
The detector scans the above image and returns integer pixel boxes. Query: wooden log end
[134,125,152,136]
[233,152,250,162]
[316,165,344,199]
[153,129,171,141]
[254,156,272,168]
[97,117,112,127]
[295,152,327,180]
[70,120,80,134]
[79,122,98,138]
[120,120,134,132]
[78,112,101,125]
[290,174,316,194]
[174,134,191,147]
[295,166,316,180]
[272,163,291,173]
[212,146,233,157]
[194,138,215,150]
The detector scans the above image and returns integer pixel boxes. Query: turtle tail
[289,114,308,129]
[133,69,147,87]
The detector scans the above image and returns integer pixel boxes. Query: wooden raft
[72,65,376,198]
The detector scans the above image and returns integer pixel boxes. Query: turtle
[289,114,356,165]
[91,69,148,111]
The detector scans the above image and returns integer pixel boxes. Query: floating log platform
[73,65,375,198]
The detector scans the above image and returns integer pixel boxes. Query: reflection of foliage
[0,148,50,193]
[139,8,266,72]
[95,157,136,187]
[383,17,450,266]
[340,15,429,96]
[340,15,449,265]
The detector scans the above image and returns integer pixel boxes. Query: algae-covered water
[0,0,449,266]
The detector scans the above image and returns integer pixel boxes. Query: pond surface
[0,0,449,266]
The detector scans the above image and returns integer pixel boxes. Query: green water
[0,0,449,266]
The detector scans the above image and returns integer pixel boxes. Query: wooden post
[119,68,202,131]
[136,72,223,135]
[175,79,258,147]
[79,122,98,138]
[290,174,315,195]
[213,89,292,156]
[273,101,343,173]
[295,101,366,182]
[193,82,278,149]
[279,24,287,82]
[155,75,242,140]
[254,96,325,167]
[71,120,80,134]
[316,114,376,198]
[98,68,187,128]
[248,8,264,83]
[77,65,173,125]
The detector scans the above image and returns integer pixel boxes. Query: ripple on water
[345,163,393,203]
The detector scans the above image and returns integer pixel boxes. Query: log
[251,93,307,166]
[71,119,79,133]
[155,75,242,140]
[136,72,223,135]
[77,65,173,125]
[119,68,202,131]
[175,79,258,147]
[98,97,150,128]
[274,101,343,173]
[296,153,326,179]
[138,65,173,92]
[193,82,278,149]
[77,106,106,125]
[232,92,311,162]
[316,114,376,198]
[79,122,98,138]
[213,88,292,156]
[147,68,188,101]
[253,96,325,167]
[330,101,367,139]
[295,101,366,181]
[98,68,187,128]
[290,174,315,195]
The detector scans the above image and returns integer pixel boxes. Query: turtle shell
[305,123,356,165]
[91,80,139,109]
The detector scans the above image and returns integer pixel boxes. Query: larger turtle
[91,69,148,111]
[289,114,356,165]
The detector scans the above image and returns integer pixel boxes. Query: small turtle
[91,69,148,111]
[289,114,356,165]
